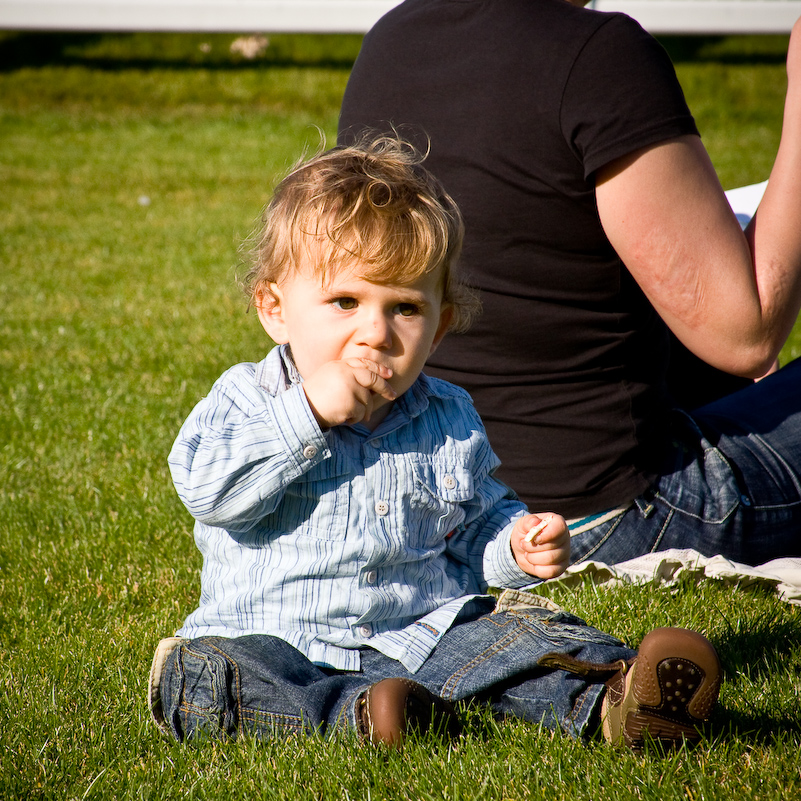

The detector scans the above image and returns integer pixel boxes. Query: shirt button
[443,475,457,490]
[375,500,389,516]
[365,570,377,585]
[359,624,373,638]
[302,444,318,459]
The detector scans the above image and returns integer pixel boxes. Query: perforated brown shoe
[357,678,461,748]
[601,627,721,749]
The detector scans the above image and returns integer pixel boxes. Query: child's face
[257,262,453,411]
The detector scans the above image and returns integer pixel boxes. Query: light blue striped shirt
[169,345,533,673]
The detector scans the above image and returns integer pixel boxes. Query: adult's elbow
[741,349,783,380]
[716,339,782,380]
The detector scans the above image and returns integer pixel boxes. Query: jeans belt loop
[635,494,656,519]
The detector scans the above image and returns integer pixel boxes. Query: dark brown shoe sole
[603,627,721,749]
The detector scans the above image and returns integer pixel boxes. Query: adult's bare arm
[595,18,801,378]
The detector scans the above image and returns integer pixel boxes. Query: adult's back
[340,0,704,516]
[340,0,801,566]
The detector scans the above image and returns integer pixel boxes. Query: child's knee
[160,639,237,742]
[151,636,322,743]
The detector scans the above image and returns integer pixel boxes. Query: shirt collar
[279,345,304,386]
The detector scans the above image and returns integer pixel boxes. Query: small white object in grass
[524,514,553,543]
[230,35,269,59]
[138,195,151,206]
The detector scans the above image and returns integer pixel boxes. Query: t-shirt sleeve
[561,13,700,180]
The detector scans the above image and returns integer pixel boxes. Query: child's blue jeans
[158,593,636,743]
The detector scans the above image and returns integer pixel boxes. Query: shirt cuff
[268,383,330,472]
[483,519,540,589]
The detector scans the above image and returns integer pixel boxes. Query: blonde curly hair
[244,134,479,333]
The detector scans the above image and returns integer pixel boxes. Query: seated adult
[338,0,801,566]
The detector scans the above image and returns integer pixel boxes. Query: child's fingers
[345,357,392,378]
[304,359,396,428]
[523,514,553,543]
[532,561,570,581]
[347,358,397,400]
[532,523,569,547]
[514,514,571,579]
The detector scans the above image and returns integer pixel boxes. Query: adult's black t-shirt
[339,0,701,518]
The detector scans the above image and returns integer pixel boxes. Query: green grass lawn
[1,30,800,801]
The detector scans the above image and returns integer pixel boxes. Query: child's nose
[359,312,393,349]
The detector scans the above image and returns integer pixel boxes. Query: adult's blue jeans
[570,358,801,566]
[159,594,635,743]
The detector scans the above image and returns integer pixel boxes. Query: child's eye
[394,303,420,317]
[332,297,357,311]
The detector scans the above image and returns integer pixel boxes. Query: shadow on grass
[711,611,801,744]
[713,608,801,679]
[0,31,791,73]
[0,31,362,72]
[717,707,801,746]
[657,34,789,64]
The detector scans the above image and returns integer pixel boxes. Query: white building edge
[0,0,799,35]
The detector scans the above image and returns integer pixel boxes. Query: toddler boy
[148,136,721,749]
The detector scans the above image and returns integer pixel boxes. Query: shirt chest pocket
[404,462,474,549]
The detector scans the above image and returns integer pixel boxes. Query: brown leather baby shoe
[357,677,462,748]
[602,627,722,749]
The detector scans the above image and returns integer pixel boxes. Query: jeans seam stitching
[650,506,673,551]
[575,512,625,562]
[239,708,306,730]
[202,641,242,737]
[440,626,524,698]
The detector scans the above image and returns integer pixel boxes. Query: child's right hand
[302,357,398,429]
[511,513,570,580]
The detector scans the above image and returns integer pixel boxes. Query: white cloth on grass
[540,549,801,606]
